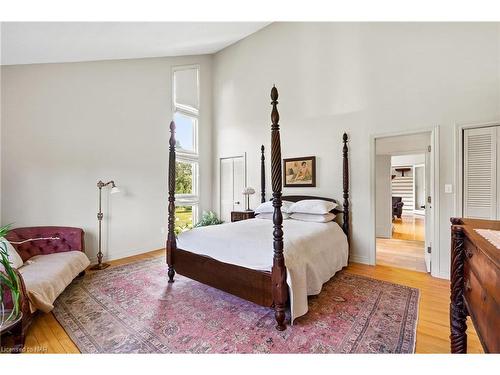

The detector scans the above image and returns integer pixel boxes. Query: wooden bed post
[261,145,266,203]
[166,120,176,283]
[270,86,288,331]
[450,221,467,353]
[342,133,350,242]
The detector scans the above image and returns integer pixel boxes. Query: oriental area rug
[53,257,419,354]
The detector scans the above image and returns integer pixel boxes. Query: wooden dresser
[450,218,500,353]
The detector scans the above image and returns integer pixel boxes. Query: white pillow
[254,200,294,214]
[0,237,24,269]
[289,199,337,214]
[290,213,336,223]
[255,212,291,220]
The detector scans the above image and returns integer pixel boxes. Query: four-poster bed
[166,86,350,330]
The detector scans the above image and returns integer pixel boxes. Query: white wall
[212,22,500,276]
[375,155,392,238]
[391,154,425,166]
[1,55,213,261]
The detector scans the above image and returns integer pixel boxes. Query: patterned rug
[53,257,419,353]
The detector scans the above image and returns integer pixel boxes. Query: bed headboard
[260,133,350,241]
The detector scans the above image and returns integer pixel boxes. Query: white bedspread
[177,218,348,321]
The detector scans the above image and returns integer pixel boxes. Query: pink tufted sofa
[2,226,88,347]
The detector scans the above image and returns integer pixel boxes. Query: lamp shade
[110,186,121,194]
[242,187,255,195]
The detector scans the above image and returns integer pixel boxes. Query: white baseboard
[88,247,164,264]
[433,269,450,280]
[349,254,370,265]
[376,225,392,239]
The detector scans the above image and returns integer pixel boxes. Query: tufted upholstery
[6,226,84,262]
[2,226,85,350]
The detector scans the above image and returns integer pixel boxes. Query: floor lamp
[90,180,120,271]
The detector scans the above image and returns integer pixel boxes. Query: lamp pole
[90,180,118,271]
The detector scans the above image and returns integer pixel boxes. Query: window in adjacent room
[172,65,200,231]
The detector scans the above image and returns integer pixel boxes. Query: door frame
[413,163,426,215]
[370,126,440,277]
[219,153,247,218]
[454,120,500,218]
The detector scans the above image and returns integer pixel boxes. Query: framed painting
[283,156,316,187]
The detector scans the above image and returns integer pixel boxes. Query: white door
[424,143,433,273]
[414,164,426,215]
[463,126,498,220]
[219,155,246,222]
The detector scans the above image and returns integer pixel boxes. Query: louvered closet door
[463,126,498,219]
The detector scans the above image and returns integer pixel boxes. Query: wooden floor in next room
[377,213,426,272]
[20,249,483,354]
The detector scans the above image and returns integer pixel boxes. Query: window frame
[172,65,200,116]
[172,64,200,224]
[173,110,199,156]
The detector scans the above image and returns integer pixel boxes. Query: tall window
[172,65,200,233]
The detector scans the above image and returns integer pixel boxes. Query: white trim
[172,64,200,116]
[173,110,199,155]
[431,126,440,277]
[175,159,199,199]
[89,247,163,264]
[349,254,370,265]
[370,126,441,277]
[454,120,500,218]
[413,163,425,213]
[171,64,201,224]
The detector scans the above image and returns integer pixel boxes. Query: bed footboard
[175,248,273,306]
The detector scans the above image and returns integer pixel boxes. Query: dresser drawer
[464,263,500,353]
[464,238,499,307]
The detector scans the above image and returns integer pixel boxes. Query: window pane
[175,205,193,234]
[173,112,196,153]
[174,68,199,111]
[175,161,194,195]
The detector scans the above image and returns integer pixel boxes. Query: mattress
[177,218,348,321]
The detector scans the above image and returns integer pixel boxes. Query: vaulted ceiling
[1,22,270,65]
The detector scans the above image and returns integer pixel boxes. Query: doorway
[219,154,246,223]
[373,131,435,273]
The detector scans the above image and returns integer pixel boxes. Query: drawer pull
[465,248,474,259]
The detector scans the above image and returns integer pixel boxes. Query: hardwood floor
[392,213,425,241]
[377,213,427,272]
[348,263,482,353]
[8,249,483,354]
[376,238,426,272]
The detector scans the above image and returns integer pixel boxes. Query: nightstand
[231,210,255,222]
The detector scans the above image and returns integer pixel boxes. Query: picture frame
[283,156,316,187]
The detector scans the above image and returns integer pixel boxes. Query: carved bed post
[270,86,288,331]
[166,121,176,283]
[261,145,266,203]
[342,133,350,241]
[450,219,467,353]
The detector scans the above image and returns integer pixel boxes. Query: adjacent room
[1,21,499,356]
[375,133,432,273]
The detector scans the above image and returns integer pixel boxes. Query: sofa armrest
[1,268,30,319]
[6,226,85,262]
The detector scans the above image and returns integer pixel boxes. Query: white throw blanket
[18,251,90,313]
[177,218,348,321]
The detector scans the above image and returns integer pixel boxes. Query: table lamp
[242,187,255,211]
